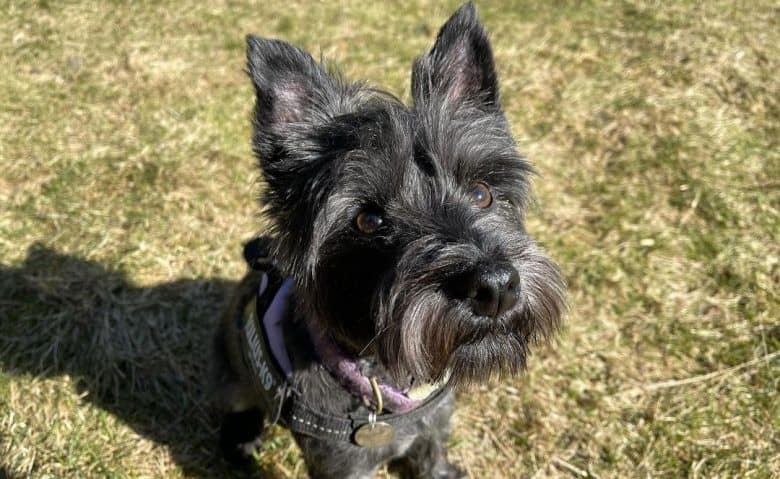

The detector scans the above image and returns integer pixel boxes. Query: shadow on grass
[1,465,20,479]
[0,243,276,478]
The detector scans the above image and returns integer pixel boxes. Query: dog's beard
[376,236,565,386]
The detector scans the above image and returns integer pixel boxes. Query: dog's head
[247,2,565,386]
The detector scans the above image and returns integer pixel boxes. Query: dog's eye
[469,182,493,208]
[356,211,383,234]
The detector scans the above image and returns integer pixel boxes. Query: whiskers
[358,324,389,356]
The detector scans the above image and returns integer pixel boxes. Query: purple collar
[259,277,420,414]
[304,314,420,414]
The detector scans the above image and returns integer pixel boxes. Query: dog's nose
[449,263,520,318]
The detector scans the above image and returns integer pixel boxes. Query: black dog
[214,3,565,477]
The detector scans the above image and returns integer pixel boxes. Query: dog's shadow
[0,243,281,478]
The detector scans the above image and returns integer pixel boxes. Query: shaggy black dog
[214,3,565,477]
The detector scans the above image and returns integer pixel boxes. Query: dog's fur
[214,3,565,477]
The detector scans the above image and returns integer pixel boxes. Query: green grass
[1,1,778,477]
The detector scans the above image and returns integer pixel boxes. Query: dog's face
[247,3,565,385]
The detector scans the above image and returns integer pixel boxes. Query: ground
[1,1,778,478]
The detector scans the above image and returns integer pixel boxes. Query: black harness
[236,237,451,447]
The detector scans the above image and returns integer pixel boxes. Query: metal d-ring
[368,376,383,416]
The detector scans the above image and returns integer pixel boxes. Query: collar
[304,314,421,414]
[237,238,451,446]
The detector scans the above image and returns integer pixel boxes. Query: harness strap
[238,293,289,423]
[284,386,452,442]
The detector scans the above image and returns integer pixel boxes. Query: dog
[213,3,566,477]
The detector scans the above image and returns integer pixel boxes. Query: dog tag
[354,422,395,448]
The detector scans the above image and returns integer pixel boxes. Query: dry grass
[1,1,778,478]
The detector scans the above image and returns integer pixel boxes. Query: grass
[1,0,778,477]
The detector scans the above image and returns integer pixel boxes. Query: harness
[236,237,450,448]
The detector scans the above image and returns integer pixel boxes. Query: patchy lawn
[1,1,778,477]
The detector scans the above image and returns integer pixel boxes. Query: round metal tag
[354,422,395,448]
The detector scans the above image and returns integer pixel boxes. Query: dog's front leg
[295,434,391,479]
[389,434,465,479]
[389,393,464,479]
[215,373,266,467]
[218,406,265,466]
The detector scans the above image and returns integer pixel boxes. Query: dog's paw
[219,409,265,467]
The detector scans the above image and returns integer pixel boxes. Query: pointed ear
[246,35,334,127]
[412,2,499,109]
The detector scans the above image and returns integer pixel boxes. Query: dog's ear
[246,36,354,274]
[246,35,336,131]
[412,2,499,109]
